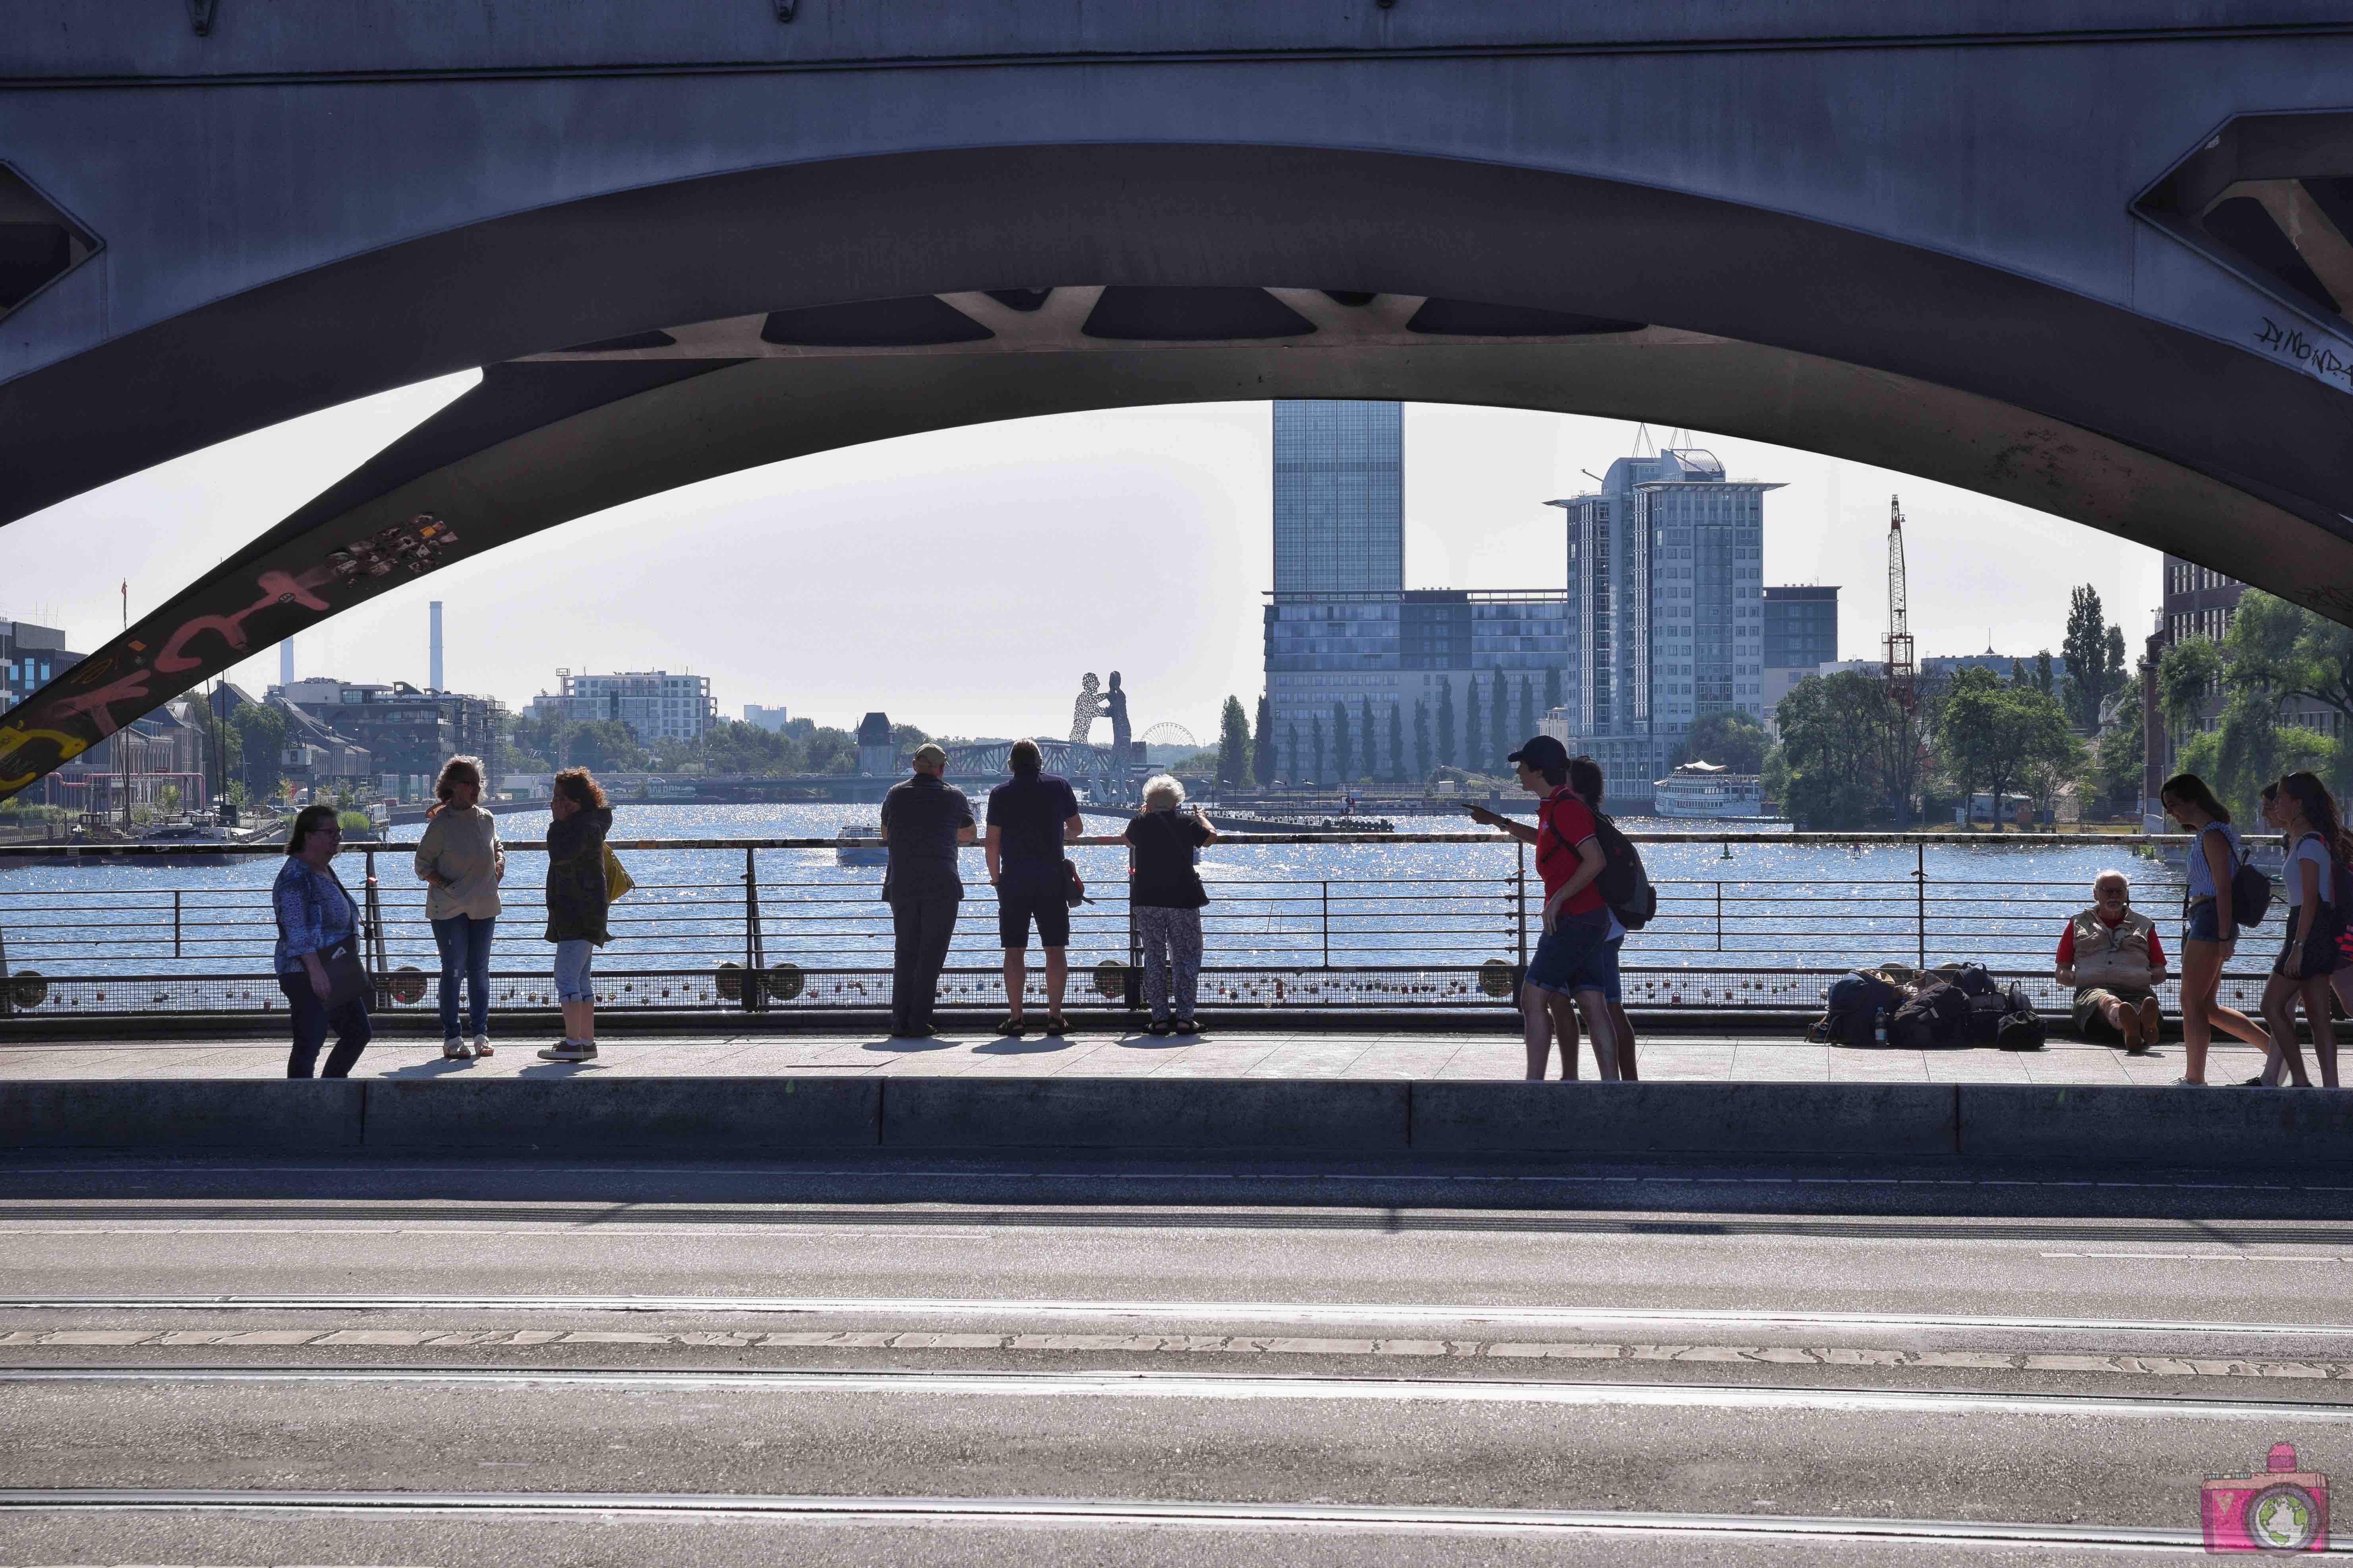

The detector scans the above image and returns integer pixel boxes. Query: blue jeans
[553,938,596,1003]
[431,915,495,1041]
[277,973,370,1078]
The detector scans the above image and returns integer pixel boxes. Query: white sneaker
[441,1039,475,1060]
[472,1034,495,1058]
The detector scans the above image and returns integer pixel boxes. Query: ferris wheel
[1138,722,1199,751]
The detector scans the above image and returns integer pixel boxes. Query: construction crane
[1884,495,1917,711]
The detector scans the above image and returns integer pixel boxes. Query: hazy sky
[4,375,2159,746]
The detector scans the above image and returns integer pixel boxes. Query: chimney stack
[429,601,444,692]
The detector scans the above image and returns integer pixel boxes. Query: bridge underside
[4,144,2351,798]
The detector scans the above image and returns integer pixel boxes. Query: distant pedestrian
[413,754,504,1061]
[2161,772,2270,1085]
[537,767,612,1063]
[2055,870,2165,1050]
[2256,772,2345,1088]
[881,743,975,1039]
[1467,735,1619,1081]
[1565,754,1637,1080]
[272,803,370,1079]
[985,738,1082,1035]
[1124,773,1217,1035]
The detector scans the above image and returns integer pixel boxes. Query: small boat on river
[1208,810,1394,836]
[835,821,887,867]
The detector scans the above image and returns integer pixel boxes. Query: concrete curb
[1413,1082,1958,1157]
[3,1079,2350,1165]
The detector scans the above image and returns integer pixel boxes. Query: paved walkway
[0,1030,2278,1084]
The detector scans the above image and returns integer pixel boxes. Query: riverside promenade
[0,1028,2264,1086]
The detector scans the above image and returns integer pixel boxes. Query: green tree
[2157,635,2222,743]
[1759,742,1789,809]
[1311,713,1328,784]
[1252,694,1276,791]
[1359,696,1377,782]
[801,726,857,774]
[1775,671,1929,828]
[1674,709,1769,773]
[1329,701,1352,782]
[1217,695,1251,790]
[1463,678,1484,777]
[1939,668,2077,831]
[1542,666,1562,720]
[1285,722,1299,786]
[2060,585,2125,730]
[1490,668,1512,772]
[229,703,288,800]
[2089,687,2145,817]
[1413,699,1430,781]
[1515,675,1535,751]
[2034,650,2055,699]
[1436,681,1457,768]
[1387,704,1405,784]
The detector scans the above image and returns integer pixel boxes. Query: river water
[0,803,2227,985]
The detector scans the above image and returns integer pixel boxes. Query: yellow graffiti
[0,726,89,794]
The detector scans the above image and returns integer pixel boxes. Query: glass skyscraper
[1272,401,1403,593]
[1547,449,1781,808]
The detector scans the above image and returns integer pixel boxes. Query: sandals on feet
[994,1016,1025,1037]
[1173,1018,1200,1034]
[1147,1020,1173,1036]
[1043,1014,1069,1036]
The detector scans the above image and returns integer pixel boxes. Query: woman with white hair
[1123,773,1218,1034]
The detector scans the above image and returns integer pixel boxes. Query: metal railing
[0,832,2259,1020]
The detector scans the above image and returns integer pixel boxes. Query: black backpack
[2199,825,2272,931]
[1887,981,1970,1048]
[1589,812,1657,931]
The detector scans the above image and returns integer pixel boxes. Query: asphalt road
[1,1151,2345,1565]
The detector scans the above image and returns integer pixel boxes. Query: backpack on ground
[1949,962,1994,998]
[1589,812,1657,931]
[1887,980,1970,1048]
[1997,1011,2047,1051]
[1812,968,1904,1044]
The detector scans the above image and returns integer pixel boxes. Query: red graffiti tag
[155,568,336,675]
[44,669,154,740]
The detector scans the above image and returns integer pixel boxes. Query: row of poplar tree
[1212,669,1567,790]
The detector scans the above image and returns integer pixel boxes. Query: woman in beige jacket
[413,755,505,1060]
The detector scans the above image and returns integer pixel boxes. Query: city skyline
[2,376,2161,743]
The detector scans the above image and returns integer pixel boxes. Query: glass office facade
[1272,401,1404,594]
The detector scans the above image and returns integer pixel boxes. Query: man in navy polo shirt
[986,738,1083,1035]
[879,743,975,1039]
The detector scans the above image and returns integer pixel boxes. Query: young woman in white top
[2160,772,2271,1085]
[2259,772,2346,1089]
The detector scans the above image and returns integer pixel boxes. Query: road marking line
[5,1296,2349,1338]
[5,1364,2347,1420]
[5,1329,2349,1381]
[0,1487,2228,1548]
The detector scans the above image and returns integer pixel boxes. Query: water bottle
[1872,1007,1887,1046]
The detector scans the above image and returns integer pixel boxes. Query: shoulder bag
[602,842,634,902]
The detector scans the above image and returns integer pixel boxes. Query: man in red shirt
[2056,870,2167,1049]
[1468,734,1620,1079]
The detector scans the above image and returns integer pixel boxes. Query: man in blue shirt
[879,743,975,1039]
[985,738,1083,1034]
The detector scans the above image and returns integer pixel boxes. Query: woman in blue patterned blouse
[272,802,371,1078]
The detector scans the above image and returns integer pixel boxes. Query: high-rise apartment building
[1272,401,1403,593]
[1547,449,1780,807]
[1761,586,1840,734]
[529,670,714,745]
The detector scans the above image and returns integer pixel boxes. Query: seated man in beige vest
[2055,870,2167,1050]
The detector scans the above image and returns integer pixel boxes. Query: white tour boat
[1651,761,1765,819]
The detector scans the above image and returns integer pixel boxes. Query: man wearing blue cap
[1468,734,1622,1079]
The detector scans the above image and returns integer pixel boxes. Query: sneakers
[472,1033,495,1059]
[441,1039,475,1060]
[536,1040,597,1062]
